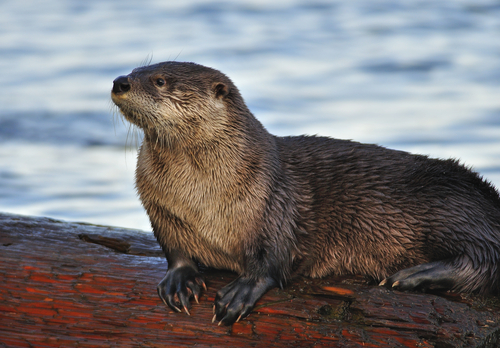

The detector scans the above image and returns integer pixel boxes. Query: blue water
[1,0,500,231]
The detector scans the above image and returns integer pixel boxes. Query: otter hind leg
[380,260,457,292]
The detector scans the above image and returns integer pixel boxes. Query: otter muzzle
[112,76,131,95]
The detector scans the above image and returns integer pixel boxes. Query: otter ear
[213,82,229,99]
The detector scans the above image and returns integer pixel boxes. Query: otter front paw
[213,276,277,325]
[157,266,207,315]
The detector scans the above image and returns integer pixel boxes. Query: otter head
[111,61,243,147]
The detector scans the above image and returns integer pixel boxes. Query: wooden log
[1,212,500,347]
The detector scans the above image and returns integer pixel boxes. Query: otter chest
[136,145,244,253]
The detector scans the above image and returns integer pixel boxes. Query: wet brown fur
[112,61,500,297]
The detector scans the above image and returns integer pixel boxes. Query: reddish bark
[1,212,500,347]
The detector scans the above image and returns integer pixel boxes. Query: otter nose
[112,76,131,94]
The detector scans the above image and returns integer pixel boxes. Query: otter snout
[112,76,131,95]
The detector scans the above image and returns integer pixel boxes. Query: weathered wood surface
[1,212,500,347]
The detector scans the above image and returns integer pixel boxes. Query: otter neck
[143,109,277,173]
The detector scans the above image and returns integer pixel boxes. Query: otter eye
[155,78,166,87]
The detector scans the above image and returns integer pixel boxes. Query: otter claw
[379,279,387,286]
[212,314,217,323]
[159,296,169,307]
[213,275,277,325]
[392,280,400,288]
[157,265,206,315]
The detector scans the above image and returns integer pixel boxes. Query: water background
[1,0,500,232]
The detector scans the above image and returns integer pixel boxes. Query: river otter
[111,61,500,325]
